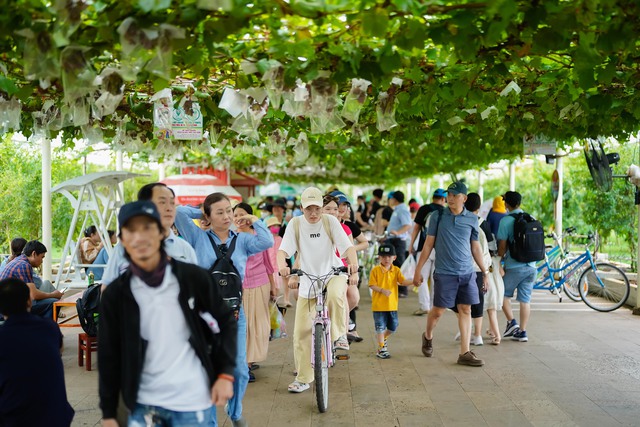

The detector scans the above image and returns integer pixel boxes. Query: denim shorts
[503,266,537,303]
[433,272,479,308]
[373,311,399,333]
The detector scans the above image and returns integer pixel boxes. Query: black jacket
[98,259,237,419]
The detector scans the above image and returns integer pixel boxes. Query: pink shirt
[243,249,275,289]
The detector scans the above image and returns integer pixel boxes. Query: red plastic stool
[78,333,98,371]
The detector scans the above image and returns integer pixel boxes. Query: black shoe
[248,370,256,383]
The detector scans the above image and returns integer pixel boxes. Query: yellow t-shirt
[369,264,406,312]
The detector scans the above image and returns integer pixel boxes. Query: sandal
[288,380,310,393]
[486,329,495,338]
[490,337,501,345]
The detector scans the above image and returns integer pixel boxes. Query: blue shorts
[503,266,537,303]
[373,311,399,333]
[433,272,479,308]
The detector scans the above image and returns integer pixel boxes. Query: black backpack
[207,235,243,314]
[76,284,101,337]
[508,212,545,263]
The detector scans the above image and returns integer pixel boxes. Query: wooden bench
[53,292,82,328]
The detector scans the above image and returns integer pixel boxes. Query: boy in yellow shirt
[369,244,413,358]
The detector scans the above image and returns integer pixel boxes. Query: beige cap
[265,216,281,227]
[300,187,323,208]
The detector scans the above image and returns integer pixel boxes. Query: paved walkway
[64,288,640,426]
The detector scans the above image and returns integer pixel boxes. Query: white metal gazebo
[51,171,146,287]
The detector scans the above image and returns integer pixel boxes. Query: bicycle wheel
[314,323,329,413]
[578,263,630,312]
[559,258,582,302]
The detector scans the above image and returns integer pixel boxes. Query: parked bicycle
[535,226,580,300]
[534,231,629,311]
[287,266,350,413]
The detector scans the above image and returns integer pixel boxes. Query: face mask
[260,211,270,219]
[269,226,281,234]
[286,201,294,209]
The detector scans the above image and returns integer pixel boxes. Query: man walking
[99,201,237,426]
[0,240,62,318]
[413,182,489,366]
[497,191,537,342]
[409,188,447,315]
[385,191,412,297]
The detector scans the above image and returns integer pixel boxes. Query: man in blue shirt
[413,182,489,367]
[0,278,74,426]
[497,191,537,342]
[386,191,413,297]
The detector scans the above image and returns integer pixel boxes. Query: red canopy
[161,174,243,205]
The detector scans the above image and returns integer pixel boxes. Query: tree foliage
[1,0,640,182]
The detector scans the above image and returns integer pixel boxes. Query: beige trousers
[293,275,347,384]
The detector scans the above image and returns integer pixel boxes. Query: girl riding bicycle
[277,187,359,393]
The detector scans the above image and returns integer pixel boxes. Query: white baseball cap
[300,187,323,208]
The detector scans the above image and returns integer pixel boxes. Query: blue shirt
[102,229,198,286]
[387,203,412,240]
[427,207,479,275]
[496,209,537,269]
[0,313,74,426]
[174,205,273,279]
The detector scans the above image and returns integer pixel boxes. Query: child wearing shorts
[368,243,412,358]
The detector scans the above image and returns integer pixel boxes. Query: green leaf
[362,9,389,38]
[0,76,18,96]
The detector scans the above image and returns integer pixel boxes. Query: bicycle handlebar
[290,266,350,276]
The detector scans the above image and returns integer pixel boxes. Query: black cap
[118,201,162,231]
[503,191,522,208]
[272,198,286,208]
[378,244,396,256]
[447,181,468,195]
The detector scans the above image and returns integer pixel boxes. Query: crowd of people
[0,179,538,427]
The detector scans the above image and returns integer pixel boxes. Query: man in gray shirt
[413,182,489,367]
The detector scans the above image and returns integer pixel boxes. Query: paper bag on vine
[16,29,60,88]
[262,62,285,110]
[342,78,371,123]
[172,95,203,140]
[61,46,96,105]
[93,69,125,118]
[308,77,345,134]
[0,98,22,134]
[282,79,309,118]
[376,78,403,132]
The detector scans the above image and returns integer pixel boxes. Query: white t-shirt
[279,214,353,297]
[131,265,211,411]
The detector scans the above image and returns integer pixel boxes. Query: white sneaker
[453,331,461,341]
[470,335,484,346]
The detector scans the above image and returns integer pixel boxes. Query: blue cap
[433,188,447,198]
[330,190,349,205]
[118,200,162,231]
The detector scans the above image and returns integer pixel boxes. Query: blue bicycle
[534,232,629,311]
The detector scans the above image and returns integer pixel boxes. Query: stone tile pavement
[63,289,640,426]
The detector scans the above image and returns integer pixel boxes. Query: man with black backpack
[497,191,543,343]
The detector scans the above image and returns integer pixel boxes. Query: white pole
[438,175,445,188]
[509,161,516,190]
[41,138,52,281]
[556,155,564,238]
[415,178,421,201]
[426,178,432,198]
[407,182,412,200]
[115,150,125,200]
[158,162,166,181]
[478,170,484,202]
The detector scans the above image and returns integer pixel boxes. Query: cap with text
[300,187,324,208]
[378,243,396,256]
